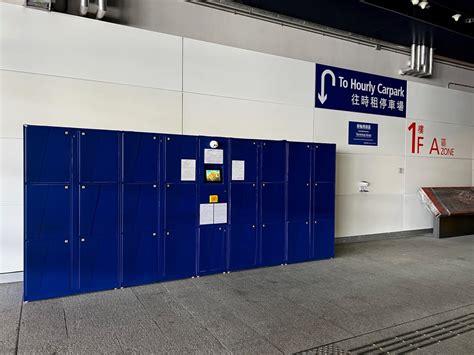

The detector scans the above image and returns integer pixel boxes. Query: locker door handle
[152,233,157,237]
[81,238,86,242]
[64,240,69,244]
[314,221,318,224]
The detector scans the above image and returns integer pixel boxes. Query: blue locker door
[164,183,196,279]
[79,184,119,291]
[79,129,119,183]
[261,223,286,266]
[122,184,159,286]
[164,227,196,279]
[261,183,286,266]
[230,138,258,182]
[314,143,336,182]
[25,239,71,301]
[164,135,197,183]
[230,183,257,225]
[262,183,285,223]
[25,126,72,183]
[261,140,286,182]
[229,183,257,270]
[229,224,258,270]
[123,132,159,183]
[288,222,311,263]
[198,226,227,274]
[26,185,71,242]
[25,184,72,301]
[313,182,335,220]
[313,219,335,260]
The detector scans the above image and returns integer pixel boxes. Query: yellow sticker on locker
[209,195,219,203]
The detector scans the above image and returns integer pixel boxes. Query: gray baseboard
[0,271,23,284]
[335,229,433,244]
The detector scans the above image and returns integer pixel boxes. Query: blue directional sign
[315,64,407,118]
[348,121,378,146]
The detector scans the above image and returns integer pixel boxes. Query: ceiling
[237,0,474,65]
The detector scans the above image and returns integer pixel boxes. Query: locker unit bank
[24,125,336,301]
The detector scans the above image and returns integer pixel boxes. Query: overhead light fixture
[452,13,462,22]
[419,1,430,10]
[411,0,420,5]
[464,17,474,24]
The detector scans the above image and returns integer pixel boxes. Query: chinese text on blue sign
[348,121,378,146]
[315,64,407,118]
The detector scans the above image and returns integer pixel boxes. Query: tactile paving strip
[296,313,473,355]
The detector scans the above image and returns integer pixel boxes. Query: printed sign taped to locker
[214,203,227,224]
[204,149,224,164]
[181,159,196,181]
[199,204,214,225]
[232,160,245,181]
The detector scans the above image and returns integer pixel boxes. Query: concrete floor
[1,235,473,354]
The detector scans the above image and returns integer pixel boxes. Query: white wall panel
[407,82,474,126]
[183,93,313,141]
[0,138,22,206]
[405,157,472,194]
[336,154,404,195]
[183,38,314,107]
[335,194,404,237]
[403,194,433,231]
[0,3,182,91]
[0,70,182,139]
[314,108,405,156]
[0,205,22,273]
[405,119,474,160]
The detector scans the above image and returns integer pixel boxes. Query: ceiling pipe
[96,0,107,19]
[79,0,89,16]
[419,46,434,77]
[400,44,434,78]
[399,44,416,75]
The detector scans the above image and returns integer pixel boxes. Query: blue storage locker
[24,184,72,301]
[287,142,312,263]
[123,132,160,183]
[229,138,258,271]
[79,184,120,291]
[260,140,286,266]
[163,134,197,279]
[122,184,160,286]
[24,125,336,301]
[25,126,72,183]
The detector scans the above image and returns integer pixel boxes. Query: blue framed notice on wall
[348,121,378,146]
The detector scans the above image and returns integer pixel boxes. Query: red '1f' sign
[407,122,455,156]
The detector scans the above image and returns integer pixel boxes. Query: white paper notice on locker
[204,149,224,164]
[232,160,245,181]
[199,204,214,225]
[213,203,228,224]
[181,159,196,181]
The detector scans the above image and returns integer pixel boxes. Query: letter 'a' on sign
[315,63,407,118]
